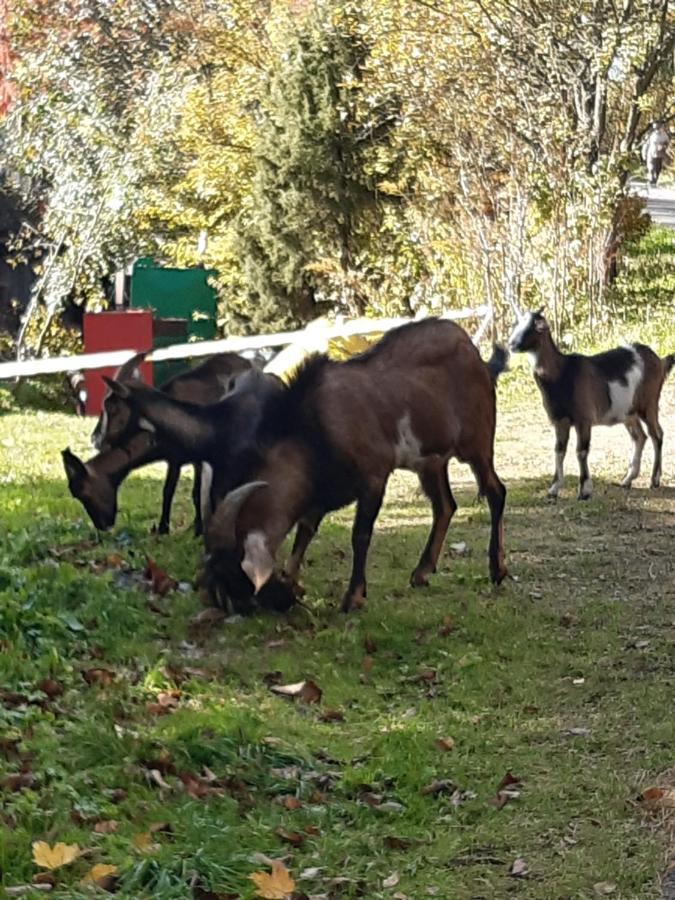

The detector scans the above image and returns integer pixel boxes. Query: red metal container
[83,310,154,416]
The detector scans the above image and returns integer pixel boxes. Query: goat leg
[157,462,181,534]
[341,483,386,613]
[575,424,592,500]
[548,420,570,499]
[411,462,457,587]
[283,511,323,586]
[621,417,646,488]
[644,407,664,488]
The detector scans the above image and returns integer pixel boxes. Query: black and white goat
[509,309,674,499]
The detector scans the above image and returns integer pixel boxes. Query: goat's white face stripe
[394,412,423,470]
[602,349,643,424]
[508,313,534,350]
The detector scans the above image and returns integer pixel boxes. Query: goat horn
[209,481,269,549]
[114,350,149,382]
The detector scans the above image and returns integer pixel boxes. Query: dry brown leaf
[280,795,302,810]
[383,871,400,889]
[362,656,374,674]
[82,668,115,686]
[640,786,675,808]
[2,772,35,792]
[364,634,377,654]
[188,608,226,629]
[269,680,322,704]
[249,860,296,898]
[32,841,81,870]
[509,858,529,877]
[434,737,455,752]
[105,553,124,568]
[36,678,63,699]
[274,826,304,846]
[319,708,345,723]
[421,779,456,797]
[438,616,454,636]
[384,836,413,850]
[496,771,521,791]
[93,819,118,834]
[145,556,177,596]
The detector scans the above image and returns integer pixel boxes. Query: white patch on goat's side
[508,312,534,352]
[242,530,274,593]
[200,463,213,527]
[394,413,423,470]
[601,348,644,425]
[138,416,156,433]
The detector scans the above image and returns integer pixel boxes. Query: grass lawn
[1,363,675,900]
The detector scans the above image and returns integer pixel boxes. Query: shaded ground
[1,366,675,899]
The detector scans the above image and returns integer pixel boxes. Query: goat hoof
[410,570,430,588]
[577,492,591,501]
[651,479,661,489]
[153,523,170,536]
[490,565,508,585]
[341,589,365,613]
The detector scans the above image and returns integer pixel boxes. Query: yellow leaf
[133,832,160,854]
[81,864,118,884]
[249,859,296,899]
[32,841,81,869]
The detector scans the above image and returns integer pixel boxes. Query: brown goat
[89,350,252,533]
[509,309,675,498]
[203,319,508,614]
[63,433,162,532]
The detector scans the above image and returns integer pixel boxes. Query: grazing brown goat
[509,309,674,499]
[201,319,508,614]
[63,433,161,532]
[88,350,252,534]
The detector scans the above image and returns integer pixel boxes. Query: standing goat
[509,309,674,499]
[193,319,508,614]
[87,351,251,534]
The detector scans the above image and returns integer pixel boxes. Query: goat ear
[62,447,87,487]
[102,376,130,399]
[241,532,275,594]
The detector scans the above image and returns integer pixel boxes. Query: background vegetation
[2,0,675,352]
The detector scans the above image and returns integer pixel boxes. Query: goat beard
[195,561,296,615]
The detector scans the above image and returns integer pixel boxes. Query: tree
[237,1,402,331]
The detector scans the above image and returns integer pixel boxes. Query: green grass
[1,383,675,900]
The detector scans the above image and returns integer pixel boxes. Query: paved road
[628,178,675,228]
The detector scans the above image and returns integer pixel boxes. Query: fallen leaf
[145,556,177,596]
[105,553,124,568]
[36,679,63,699]
[593,883,617,896]
[509,858,529,877]
[434,737,455,752]
[364,634,377,654]
[250,860,296,898]
[274,826,304,846]
[496,771,521,791]
[383,871,400,888]
[438,616,454,636]
[566,727,591,737]
[109,787,128,803]
[133,832,160,854]
[93,819,118,834]
[280,795,302,810]
[384,836,413,851]
[319,708,345,723]
[421,779,456,797]
[81,863,118,885]
[32,841,81,870]
[6,885,54,896]
[640,786,675,808]
[188,608,226,629]
[2,773,35,792]
[269,680,322,705]
[82,668,115,686]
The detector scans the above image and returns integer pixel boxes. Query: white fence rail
[0,306,490,381]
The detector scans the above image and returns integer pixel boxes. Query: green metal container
[130,258,218,385]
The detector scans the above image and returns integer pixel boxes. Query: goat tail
[486,343,509,382]
[663,353,675,378]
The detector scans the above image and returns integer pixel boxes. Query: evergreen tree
[237,1,401,331]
